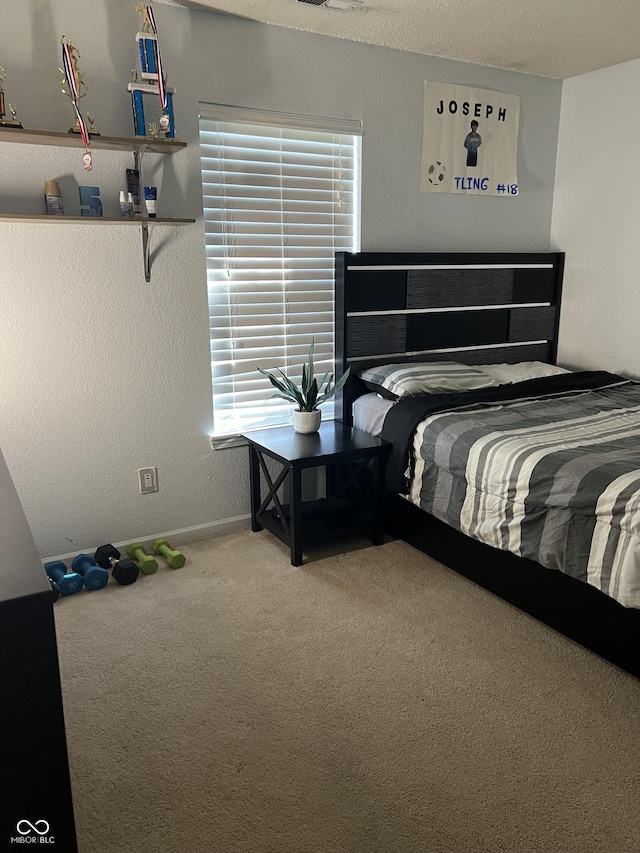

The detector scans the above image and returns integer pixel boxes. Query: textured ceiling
[165,0,640,79]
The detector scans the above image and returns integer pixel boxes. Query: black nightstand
[244,422,392,566]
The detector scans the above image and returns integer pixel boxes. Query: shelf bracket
[141,223,151,282]
[135,144,151,281]
[133,144,148,176]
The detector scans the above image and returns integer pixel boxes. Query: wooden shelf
[0,126,192,280]
[0,214,195,224]
[0,213,196,282]
[0,126,186,153]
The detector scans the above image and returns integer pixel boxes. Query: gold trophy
[136,3,153,32]
[87,113,100,136]
[0,68,23,128]
[147,118,168,139]
[59,38,99,135]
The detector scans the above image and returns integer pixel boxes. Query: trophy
[127,3,177,139]
[59,37,94,170]
[0,68,23,128]
[87,114,100,136]
[59,38,99,135]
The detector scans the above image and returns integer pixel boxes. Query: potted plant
[257,341,351,433]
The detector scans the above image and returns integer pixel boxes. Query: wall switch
[138,467,158,494]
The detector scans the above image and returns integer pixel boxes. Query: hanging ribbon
[145,5,168,113]
[61,39,90,149]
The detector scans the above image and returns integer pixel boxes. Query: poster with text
[421,82,520,196]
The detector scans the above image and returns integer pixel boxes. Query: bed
[335,251,640,677]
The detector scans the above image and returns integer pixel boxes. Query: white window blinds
[199,103,362,437]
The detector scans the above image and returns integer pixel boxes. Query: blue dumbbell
[44,561,83,596]
[71,553,109,590]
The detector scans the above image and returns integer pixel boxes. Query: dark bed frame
[335,251,640,678]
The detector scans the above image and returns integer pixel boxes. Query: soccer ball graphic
[428,161,446,185]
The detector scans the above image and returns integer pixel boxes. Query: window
[199,104,362,439]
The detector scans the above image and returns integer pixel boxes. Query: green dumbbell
[152,537,186,569]
[127,542,158,575]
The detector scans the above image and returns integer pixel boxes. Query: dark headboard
[335,251,565,425]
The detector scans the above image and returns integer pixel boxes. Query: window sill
[210,434,248,451]
[210,424,296,450]
[210,417,338,450]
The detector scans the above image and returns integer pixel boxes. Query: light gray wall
[0,0,562,557]
[551,58,640,376]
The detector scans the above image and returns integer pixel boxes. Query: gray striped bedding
[406,381,640,608]
[358,362,499,398]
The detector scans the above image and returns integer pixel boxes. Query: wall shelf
[0,126,186,153]
[0,214,194,224]
[0,127,193,280]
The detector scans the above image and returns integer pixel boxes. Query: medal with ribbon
[60,37,92,170]
[144,5,169,126]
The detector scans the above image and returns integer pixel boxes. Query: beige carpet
[54,529,640,853]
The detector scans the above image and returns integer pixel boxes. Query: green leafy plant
[257,340,351,412]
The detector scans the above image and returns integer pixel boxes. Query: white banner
[421,82,520,197]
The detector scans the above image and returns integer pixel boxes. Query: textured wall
[551,59,640,377]
[0,0,562,556]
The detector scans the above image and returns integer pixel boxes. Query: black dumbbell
[94,544,139,585]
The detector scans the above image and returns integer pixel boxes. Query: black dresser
[0,449,78,850]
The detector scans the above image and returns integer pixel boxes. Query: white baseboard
[42,514,251,565]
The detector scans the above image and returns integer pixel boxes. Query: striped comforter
[382,372,640,608]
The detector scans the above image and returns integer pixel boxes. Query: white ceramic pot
[292,409,321,434]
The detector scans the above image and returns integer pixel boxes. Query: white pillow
[476,361,571,385]
[357,362,500,399]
